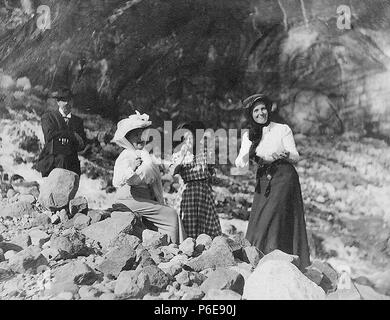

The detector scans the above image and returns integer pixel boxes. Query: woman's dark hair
[176,120,206,155]
[244,95,274,161]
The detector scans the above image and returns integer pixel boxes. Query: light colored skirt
[114,184,186,244]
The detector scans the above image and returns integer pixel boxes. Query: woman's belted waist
[255,159,289,197]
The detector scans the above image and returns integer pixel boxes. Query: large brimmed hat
[112,110,152,143]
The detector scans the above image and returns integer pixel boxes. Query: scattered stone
[179,237,195,257]
[195,234,212,253]
[78,286,99,299]
[108,233,140,250]
[229,262,253,282]
[12,181,40,198]
[212,235,243,259]
[88,210,103,224]
[184,238,236,272]
[8,246,48,274]
[0,201,35,218]
[51,231,88,259]
[16,77,32,91]
[50,214,60,224]
[31,213,51,227]
[136,248,157,270]
[82,212,144,249]
[41,248,61,261]
[58,209,69,223]
[176,270,191,286]
[158,264,181,278]
[140,265,170,292]
[308,260,339,293]
[189,271,207,286]
[149,248,164,264]
[98,246,136,278]
[203,289,242,300]
[161,245,180,258]
[142,230,169,249]
[69,196,88,218]
[242,246,263,268]
[114,270,151,299]
[46,281,79,297]
[6,189,16,199]
[99,292,116,300]
[18,194,36,204]
[181,287,205,300]
[10,233,31,250]
[38,169,79,210]
[28,229,50,247]
[54,261,98,286]
[243,259,325,300]
[74,214,91,230]
[54,292,74,300]
[0,74,15,89]
[200,268,245,295]
[4,250,17,260]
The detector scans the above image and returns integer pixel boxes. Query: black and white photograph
[0,0,390,305]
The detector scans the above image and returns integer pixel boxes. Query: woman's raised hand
[132,157,143,171]
[271,151,290,161]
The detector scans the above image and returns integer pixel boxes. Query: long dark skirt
[246,162,310,270]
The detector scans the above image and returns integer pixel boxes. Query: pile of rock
[1,168,389,300]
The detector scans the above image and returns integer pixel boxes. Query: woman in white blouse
[111,111,185,244]
[235,94,310,270]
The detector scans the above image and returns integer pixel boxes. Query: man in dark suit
[36,87,86,177]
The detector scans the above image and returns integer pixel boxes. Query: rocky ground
[1,132,390,300]
[1,74,390,300]
[0,168,388,301]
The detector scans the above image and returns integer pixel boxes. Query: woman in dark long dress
[235,94,310,270]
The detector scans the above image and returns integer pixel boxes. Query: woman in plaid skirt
[170,121,222,239]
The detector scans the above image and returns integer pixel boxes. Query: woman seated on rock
[235,94,310,270]
[111,111,185,244]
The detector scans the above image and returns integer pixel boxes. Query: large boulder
[38,169,79,210]
[243,259,325,300]
[82,211,145,250]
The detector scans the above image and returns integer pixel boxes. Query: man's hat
[52,87,73,101]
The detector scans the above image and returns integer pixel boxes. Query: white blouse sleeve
[282,125,300,163]
[112,152,142,187]
[235,131,252,168]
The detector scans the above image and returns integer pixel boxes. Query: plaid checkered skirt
[180,180,222,239]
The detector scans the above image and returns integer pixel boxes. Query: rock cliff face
[1,0,390,137]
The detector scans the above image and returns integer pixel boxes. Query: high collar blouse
[235,122,300,168]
